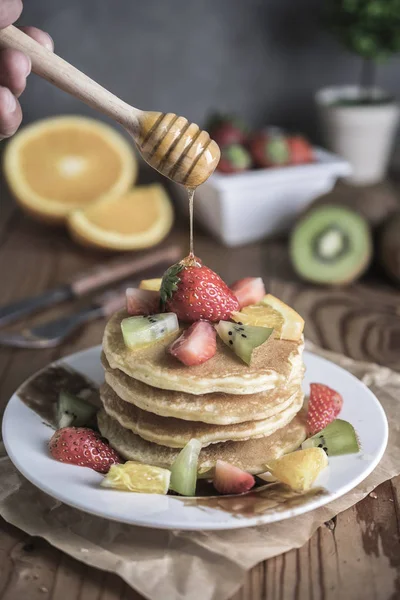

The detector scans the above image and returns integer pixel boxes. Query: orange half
[68,184,174,251]
[3,116,137,223]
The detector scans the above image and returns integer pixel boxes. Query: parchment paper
[0,341,398,600]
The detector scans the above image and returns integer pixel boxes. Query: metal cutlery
[0,286,128,349]
[0,245,180,327]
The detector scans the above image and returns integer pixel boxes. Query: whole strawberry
[217,144,252,174]
[49,427,122,473]
[160,259,239,322]
[287,135,314,165]
[250,131,290,168]
[307,383,343,436]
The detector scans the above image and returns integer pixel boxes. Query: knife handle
[70,245,181,297]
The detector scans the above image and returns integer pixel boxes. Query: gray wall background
[17,0,400,145]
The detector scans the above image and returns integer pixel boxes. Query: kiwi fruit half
[380,212,400,285]
[290,205,372,285]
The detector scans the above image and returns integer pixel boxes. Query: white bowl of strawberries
[174,117,351,247]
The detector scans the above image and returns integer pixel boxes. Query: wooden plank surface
[0,182,399,600]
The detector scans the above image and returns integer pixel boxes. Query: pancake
[103,310,304,395]
[100,383,304,448]
[97,408,308,475]
[102,353,305,424]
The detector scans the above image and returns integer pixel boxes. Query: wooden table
[0,180,399,600]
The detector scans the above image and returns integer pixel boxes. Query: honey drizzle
[184,186,197,266]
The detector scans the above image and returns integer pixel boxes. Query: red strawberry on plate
[49,427,122,473]
[307,383,343,436]
[160,259,239,322]
[213,460,255,495]
[169,321,217,366]
[230,277,266,309]
[126,288,160,316]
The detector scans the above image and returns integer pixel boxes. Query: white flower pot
[316,86,399,185]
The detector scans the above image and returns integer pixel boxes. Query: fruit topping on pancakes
[169,321,217,366]
[160,258,239,323]
[126,288,160,316]
[230,277,266,309]
[121,313,179,349]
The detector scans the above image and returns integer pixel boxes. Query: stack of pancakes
[98,310,307,476]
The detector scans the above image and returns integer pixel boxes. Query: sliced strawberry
[126,288,160,316]
[307,383,343,436]
[49,427,122,473]
[169,321,217,366]
[230,277,266,309]
[213,460,255,495]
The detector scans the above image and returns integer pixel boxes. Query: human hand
[0,0,53,139]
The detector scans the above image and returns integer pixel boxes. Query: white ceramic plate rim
[2,346,388,530]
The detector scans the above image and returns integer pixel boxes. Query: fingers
[0,0,23,29]
[0,25,54,140]
[0,86,22,140]
[0,49,30,96]
[19,26,54,51]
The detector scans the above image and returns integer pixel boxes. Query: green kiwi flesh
[170,439,202,496]
[216,321,273,365]
[56,391,97,429]
[121,313,179,349]
[301,419,360,456]
[290,205,372,285]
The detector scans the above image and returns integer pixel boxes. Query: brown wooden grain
[0,181,399,600]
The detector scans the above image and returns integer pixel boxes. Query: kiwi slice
[215,321,273,365]
[56,390,97,429]
[121,313,179,349]
[301,419,360,456]
[170,439,202,496]
[290,205,372,285]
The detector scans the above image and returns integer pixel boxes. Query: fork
[0,287,127,349]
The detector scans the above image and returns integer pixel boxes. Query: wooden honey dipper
[0,26,220,187]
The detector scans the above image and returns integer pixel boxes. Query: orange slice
[232,294,304,341]
[139,278,162,291]
[3,116,137,224]
[68,184,174,251]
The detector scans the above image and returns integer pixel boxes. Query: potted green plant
[316,0,400,185]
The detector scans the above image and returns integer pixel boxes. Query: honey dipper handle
[0,25,142,133]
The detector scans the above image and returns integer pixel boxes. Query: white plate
[2,346,388,531]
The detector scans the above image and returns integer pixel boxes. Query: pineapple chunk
[139,278,162,291]
[101,461,170,494]
[267,448,328,492]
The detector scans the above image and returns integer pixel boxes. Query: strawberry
[49,427,122,474]
[287,135,314,165]
[160,260,239,322]
[213,460,255,495]
[249,131,290,168]
[169,321,217,366]
[217,144,252,174]
[126,288,160,316]
[230,277,266,309]
[307,383,343,436]
[206,113,247,146]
